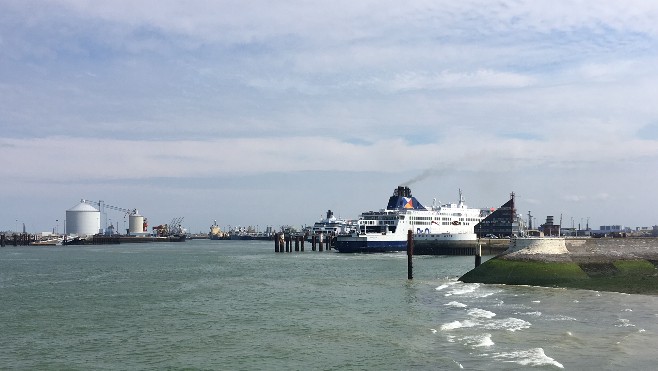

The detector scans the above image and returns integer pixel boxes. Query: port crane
[81,199,138,231]
[152,217,185,236]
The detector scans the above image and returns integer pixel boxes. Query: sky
[2,0,658,234]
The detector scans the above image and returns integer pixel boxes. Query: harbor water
[2,240,657,370]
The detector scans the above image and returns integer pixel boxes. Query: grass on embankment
[459,258,658,295]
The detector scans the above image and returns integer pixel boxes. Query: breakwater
[460,237,658,295]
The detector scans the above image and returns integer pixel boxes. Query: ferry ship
[412,190,488,255]
[335,186,487,253]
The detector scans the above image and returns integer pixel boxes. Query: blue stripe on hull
[335,240,407,253]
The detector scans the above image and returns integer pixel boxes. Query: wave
[490,347,564,368]
[517,311,542,317]
[444,301,468,308]
[483,317,531,332]
[440,320,478,331]
[435,281,459,291]
[467,308,496,319]
[443,283,479,297]
[462,333,495,347]
[440,317,530,332]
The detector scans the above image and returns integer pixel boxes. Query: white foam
[467,308,496,319]
[451,360,464,369]
[435,281,458,291]
[492,348,564,368]
[445,301,468,308]
[547,314,577,321]
[444,283,479,297]
[483,317,531,332]
[616,319,635,327]
[461,333,495,347]
[440,320,478,331]
[519,311,542,317]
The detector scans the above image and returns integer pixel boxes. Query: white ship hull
[336,186,487,254]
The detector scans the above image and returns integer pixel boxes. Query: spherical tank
[66,200,101,236]
[129,212,145,234]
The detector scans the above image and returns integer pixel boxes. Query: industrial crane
[81,199,138,231]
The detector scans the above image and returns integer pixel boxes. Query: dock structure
[274,233,335,253]
[0,233,36,247]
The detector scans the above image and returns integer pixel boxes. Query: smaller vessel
[308,210,357,240]
[209,220,228,240]
[228,226,273,240]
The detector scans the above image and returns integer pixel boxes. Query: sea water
[1,240,657,370]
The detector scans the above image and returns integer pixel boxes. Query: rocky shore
[460,237,658,295]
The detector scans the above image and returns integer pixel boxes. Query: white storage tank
[66,200,101,236]
[129,211,145,234]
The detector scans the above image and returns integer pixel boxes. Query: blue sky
[2,0,658,234]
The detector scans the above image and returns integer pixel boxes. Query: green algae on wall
[459,257,658,295]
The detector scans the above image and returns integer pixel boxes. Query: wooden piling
[407,230,413,280]
[300,236,305,252]
[294,236,300,252]
[475,243,482,268]
[274,233,280,252]
[0,234,5,247]
[312,235,317,251]
[318,234,324,252]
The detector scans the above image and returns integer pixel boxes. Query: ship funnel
[395,186,412,198]
[326,210,334,219]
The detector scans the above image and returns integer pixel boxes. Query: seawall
[460,237,658,295]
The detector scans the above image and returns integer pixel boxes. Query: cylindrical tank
[66,200,101,236]
[129,212,145,234]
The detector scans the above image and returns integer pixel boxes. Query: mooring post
[294,236,300,252]
[300,236,305,252]
[318,234,324,252]
[475,243,482,268]
[311,235,316,251]
[407,229,414,280]
[274,233,280,252]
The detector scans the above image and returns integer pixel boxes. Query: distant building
[595,225,629,233]
[475,193,520,238]
[539,216,561,237]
